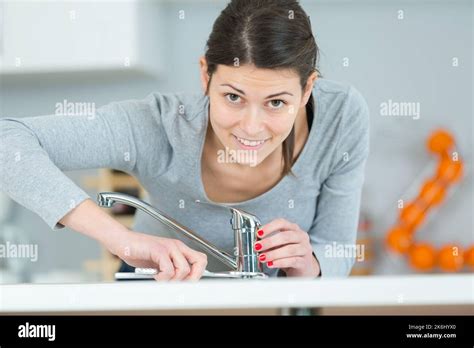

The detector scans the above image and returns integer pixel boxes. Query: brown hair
[204,0,320,176]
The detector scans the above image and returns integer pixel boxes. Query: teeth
[235,136,266,147]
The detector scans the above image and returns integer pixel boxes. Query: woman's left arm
[256,86,370,277]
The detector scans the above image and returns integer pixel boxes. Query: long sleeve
[0,93,171,230]
[309,86,370,277]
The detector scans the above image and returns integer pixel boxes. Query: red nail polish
[257,229,264,237]
[259,254,266,261]
[255,243,262,251]
[267,261,273,267]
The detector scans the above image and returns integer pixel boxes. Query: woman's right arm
[0,94,207,280]
[0,96,164,230]
[60,198,207,281]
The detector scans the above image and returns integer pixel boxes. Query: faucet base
[127,268,268,280]
[216,271,268,279]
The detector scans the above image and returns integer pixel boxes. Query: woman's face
[200,57,315,167]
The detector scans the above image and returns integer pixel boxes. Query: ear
[300,71,318,107]
[199,56,211,95]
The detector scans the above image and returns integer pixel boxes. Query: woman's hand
[255,218,321,277]
[104,230,208,281]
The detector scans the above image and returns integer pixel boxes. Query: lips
[234,135,266,146]
[232,134,269,150]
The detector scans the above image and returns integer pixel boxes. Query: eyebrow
[219,83,294,98]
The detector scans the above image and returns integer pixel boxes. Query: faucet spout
[97,192,237,270]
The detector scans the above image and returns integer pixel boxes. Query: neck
[292,103,309,157]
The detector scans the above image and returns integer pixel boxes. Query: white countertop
[0,274,472,313]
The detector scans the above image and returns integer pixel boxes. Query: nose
[240,106,265,136]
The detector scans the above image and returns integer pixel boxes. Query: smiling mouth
[232,134,270,147]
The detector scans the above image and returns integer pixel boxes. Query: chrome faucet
[97,192,267,279]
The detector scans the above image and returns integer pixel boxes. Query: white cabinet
[0,0,160,75]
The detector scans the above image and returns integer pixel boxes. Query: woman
[0,0,369,280]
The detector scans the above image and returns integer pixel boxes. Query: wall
[0,0,472,279]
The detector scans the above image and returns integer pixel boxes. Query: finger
[178,244,207,281]
[257,218,299,239]
[267,256,305,269]
[259,243,308,263]
[255,230,305,253]
[152,253,175,281]
[169,249,191,281]
[184,254,207,281]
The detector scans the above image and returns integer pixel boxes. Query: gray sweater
[0,78,370,277]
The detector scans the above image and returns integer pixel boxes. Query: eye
[267,99,286,109]
[225,93,242,104]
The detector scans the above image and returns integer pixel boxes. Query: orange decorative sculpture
[386,129,471,272]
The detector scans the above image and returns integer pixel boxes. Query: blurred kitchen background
[0,0,472,283]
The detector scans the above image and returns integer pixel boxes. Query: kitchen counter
[0,274,472,313]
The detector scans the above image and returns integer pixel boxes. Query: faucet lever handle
[195,199,263,274]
